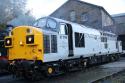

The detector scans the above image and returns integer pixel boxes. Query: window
[44,35,57,53]
[47,19,57,29]
[44,35,50,53]
[104,43,108,49]
[116,42,118,49]
[34,18,47,28]
[81,13,88,22]
[70,11,76,21]
[60,24,66,34]
[75,32,85,47]
[101,37,107,42]
[34,18,57,31]
[120,42,122,46]
[60,16,64,20]
[59,24,67,35]
[51,35,57,53]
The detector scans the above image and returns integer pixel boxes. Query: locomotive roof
[51,17,116,36]
[36,17,116,36]
[51,17,101,36]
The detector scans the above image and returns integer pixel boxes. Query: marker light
[7,40,10,44]
[28,37,32,42]
[5,37,12,47]
[26,35,34,44]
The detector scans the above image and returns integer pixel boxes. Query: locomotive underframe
[9,53,120,80]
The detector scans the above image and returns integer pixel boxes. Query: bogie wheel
[24,69,43,81]
[31,70,43,81]
[84,59,88,68]
[110,55,115,62]
[45,66,55,77]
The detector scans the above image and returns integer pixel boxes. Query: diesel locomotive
[4,17,122,79]
[0,30,8,71]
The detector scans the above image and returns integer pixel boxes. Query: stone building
[112,13,125,35]
[50,0,115,33]
[112,13,125,50]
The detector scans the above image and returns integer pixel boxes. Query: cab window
[34,18,46,28]
[47,19,57,29]
[59,23,67,35]
[34,17,57,31]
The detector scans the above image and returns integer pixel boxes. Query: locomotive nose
[5,26,44,61]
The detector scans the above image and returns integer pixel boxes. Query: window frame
[34,17,58,32]
[51,35,57,53]
[59,23,68,35]
[70,10,76,22]
[43,34,50,53]
[81,13,88,22]
[75,32,85,47]
[43,34,58,54]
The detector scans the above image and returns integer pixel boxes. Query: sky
[26,0,125,18]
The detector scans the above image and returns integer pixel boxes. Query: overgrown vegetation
[0,0,35,30]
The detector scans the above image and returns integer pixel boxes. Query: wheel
[45,65,55,77]
[45,64,64,77]
[84,59,89,68]
[48,67,53,75]
[110,55,115,62]
[31,70,43,81]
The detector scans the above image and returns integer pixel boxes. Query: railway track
[92,69,125,83]
[0,57,125,83]
[92,58,125,83]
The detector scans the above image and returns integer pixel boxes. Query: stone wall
[50,0,115,33]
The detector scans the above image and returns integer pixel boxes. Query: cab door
[66,23,74,57]
[59,23,74,58]
[118,41,122,53]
